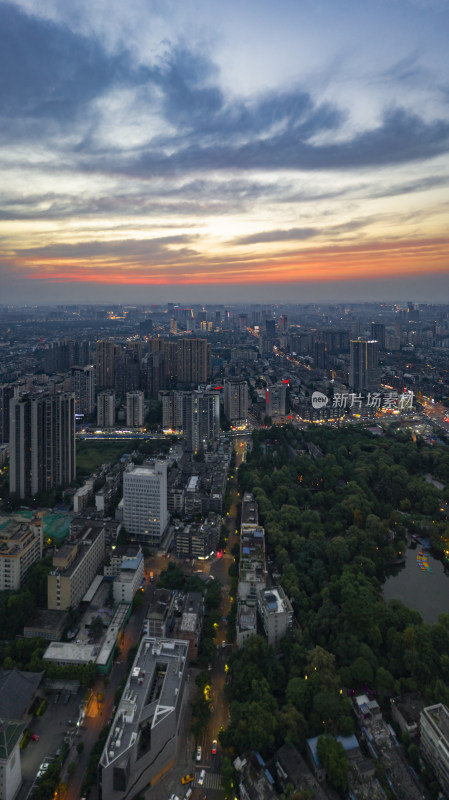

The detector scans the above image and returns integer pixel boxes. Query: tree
[316,735,348,792]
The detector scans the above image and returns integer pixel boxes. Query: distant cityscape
[1,301,449,800]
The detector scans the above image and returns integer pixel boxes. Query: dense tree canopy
[224,424,449,760]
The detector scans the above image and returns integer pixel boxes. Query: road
[62,439,247,800]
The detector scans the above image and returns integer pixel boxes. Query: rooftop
[101,637,188,767]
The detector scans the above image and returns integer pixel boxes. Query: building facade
[97,391,115,427]
[71,365,95,416]
[0,516,43,591]
[126,391,144,428]
[123,463,168,546]
[224,379,248,425]
[9,393,76,499]
[349,339,380,392]
[47,524,105,611]
[420,703,449,796]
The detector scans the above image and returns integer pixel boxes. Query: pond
[383,541,449,624]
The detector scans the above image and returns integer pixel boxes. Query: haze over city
[1,0,449,304]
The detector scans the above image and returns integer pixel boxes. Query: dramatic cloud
[1,0,449,302]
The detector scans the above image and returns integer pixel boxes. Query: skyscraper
[97,391,115,427]
[126,391,144,427]
[71,365,95,416]
[224,379,248,424]
[9,393,76,498]
[96,340,118,389]
[177,338,211,384]
[370,323,386,350]
[349,339,380,392]
[183,391,220,453]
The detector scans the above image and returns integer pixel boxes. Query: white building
[257,586,293,651]
[0,516,43,592]
[0,721,24,800]
[113,550,145,604]
[97,391,115,427]
[224,379,248,425]
[421,704,449,796]
[126,391,144,428]
[123,463,168,546]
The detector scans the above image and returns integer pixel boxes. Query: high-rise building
[0,384,15,444]
[71,365,95,416]
[96,340,118,389]
[97,391,115,427]
[224,379,248,424]
[370,323,386,350]
[313,341,328,369]
[265,319,276,338]
[126,391,144,427]
[183,391,220,453]
[114,348,140,396]
[177,338,211,384]
[9,393,76,499]
[266,384,287,418]
[349,339,380,392]
[123,463,168,545]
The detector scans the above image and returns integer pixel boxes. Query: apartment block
[97,391,115,427]
[0,515,43,591]
[47,524,105,610]
[257,586,293,651]
[126,391,144,428]
[421,703,449,796]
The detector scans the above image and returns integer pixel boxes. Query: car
[63,693,70,705]
[196,745,202,762]
[181,774,194,785]
[211,739,217,754]
[198,768,206,786]
[31,734,40,741]
[183,788,193,800]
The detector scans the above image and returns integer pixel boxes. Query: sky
[1,0,449,305]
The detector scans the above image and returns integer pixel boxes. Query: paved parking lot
[16,688,84,800]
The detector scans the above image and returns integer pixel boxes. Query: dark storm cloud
[0,2,146,133]
[1,2,448,179]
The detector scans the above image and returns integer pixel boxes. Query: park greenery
[221,424,449,770]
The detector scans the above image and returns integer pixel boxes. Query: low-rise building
[421,703,449,796]
[391,693,425,738]
[176,592,203,661]
[113,550,144,604]
[0,515,43,591]
[47,524,105,610]
[98,637,189,799]
[143,589,174,638]
[257,586,293,651]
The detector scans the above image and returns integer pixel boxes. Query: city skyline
[1,0,449,304]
